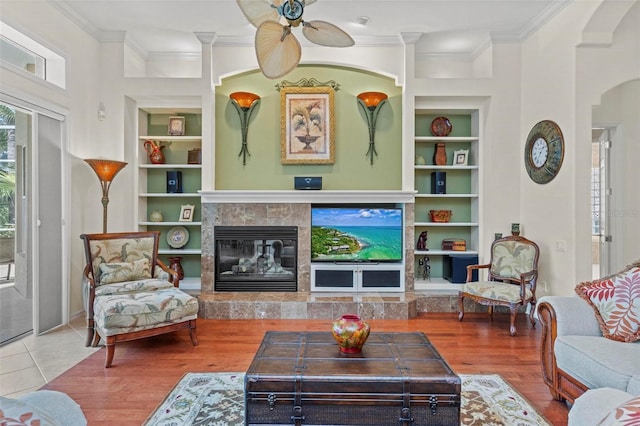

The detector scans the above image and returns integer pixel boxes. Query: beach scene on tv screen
[311,208,403,261]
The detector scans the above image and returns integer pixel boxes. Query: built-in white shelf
[140,193,200,197]
[159,249,201,255]
[139,164,202,169]
[414,194,478,198]
[139,221,202,226]
[414,250,478,255]
[414,165,478,170]
[415,222,478,227]
[415,136,478,142]
[139,136,203,142]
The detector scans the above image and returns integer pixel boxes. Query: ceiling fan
[236,0,355,79]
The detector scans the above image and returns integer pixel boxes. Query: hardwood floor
[42,312,569,425]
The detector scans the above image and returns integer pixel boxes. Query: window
[0,21,66,88]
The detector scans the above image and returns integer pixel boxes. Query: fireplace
[214,226,298,292]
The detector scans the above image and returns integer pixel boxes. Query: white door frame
[1,91,69,334]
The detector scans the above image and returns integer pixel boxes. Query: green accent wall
[215,65,402,190]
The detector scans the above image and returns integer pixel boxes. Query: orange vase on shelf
[143,140,166,164]
[433,143,447,165]
[168,256,184,281]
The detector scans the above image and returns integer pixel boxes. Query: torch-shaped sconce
[357,91,388,165]
[84,159,127,233]
[229,92,261,165]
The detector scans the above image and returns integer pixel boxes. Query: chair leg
[458,294,465,321]
[188,320,199,346]
[529,301,537,328]
[104,336,115,368]
[85,320,95,347]
[91,330,101,347]
[509,307,518,336]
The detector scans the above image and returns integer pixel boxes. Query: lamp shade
[230,92,261,109]
[84,159,127,182]
[357,92,388,109]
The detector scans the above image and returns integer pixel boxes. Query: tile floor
[0,316,98,399]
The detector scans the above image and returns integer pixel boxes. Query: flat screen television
[311,206,403,262]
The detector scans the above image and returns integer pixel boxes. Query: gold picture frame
[280,86,335,164]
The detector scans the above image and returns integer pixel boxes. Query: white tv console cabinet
[310,263,405,292]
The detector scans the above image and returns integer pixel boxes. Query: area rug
[145,372,550,426]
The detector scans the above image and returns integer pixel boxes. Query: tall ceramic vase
[331,314,371,354]
[433,143,447,166]
[168,256,184,280]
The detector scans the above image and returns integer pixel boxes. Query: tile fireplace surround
[197,190,471,320]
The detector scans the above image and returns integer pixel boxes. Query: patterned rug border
[145,372,551,426]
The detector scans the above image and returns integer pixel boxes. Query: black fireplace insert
[214,226,298,292]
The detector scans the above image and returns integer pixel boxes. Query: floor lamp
[84,159,127,233]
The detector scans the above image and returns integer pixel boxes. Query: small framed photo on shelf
[168,116,186,136]
[453,149,469,166]
[179,204,195,222]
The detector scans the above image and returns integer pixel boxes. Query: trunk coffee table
[245,331,460,425]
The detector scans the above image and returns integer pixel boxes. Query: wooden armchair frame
[80,231,198,367]
[458,235,540,336]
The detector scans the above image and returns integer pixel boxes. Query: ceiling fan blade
[302,20,355,47]
[303,0,317,6]
[255,21,302,79]
[237,0,280,28]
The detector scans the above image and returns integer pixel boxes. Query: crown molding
[48,0,102,42]
[100,31,127,43]
[147,51,201,62]
[400,32,423,45]
[213,34,403,47]
[194,32,217,45]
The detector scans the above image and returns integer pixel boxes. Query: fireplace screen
[215,226,297,291]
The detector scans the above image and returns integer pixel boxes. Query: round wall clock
[524,120,565,184]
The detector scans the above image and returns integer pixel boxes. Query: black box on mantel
[166,171,182,193]
[431,172,446,194]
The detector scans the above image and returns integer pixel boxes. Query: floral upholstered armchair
[458,235,540,336]
[80,231,198,367]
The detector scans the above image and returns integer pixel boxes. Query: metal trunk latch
[399,407,414,424]
[429,395,438,415]
[267,393,277,410]
[291,405,305,425]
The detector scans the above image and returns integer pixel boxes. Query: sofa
[538,291,640,424]
[538,295,640,401]
[0,390,87,425]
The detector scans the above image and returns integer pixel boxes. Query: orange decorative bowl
[430,210,453,223]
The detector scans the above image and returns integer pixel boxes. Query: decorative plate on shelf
[430,116,452,137]
[167,226,189,249]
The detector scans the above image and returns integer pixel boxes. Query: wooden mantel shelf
[199,190,416,204]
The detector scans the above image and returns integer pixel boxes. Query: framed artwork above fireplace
[280,86,335,164]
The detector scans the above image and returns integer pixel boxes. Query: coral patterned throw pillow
[575,261,640,343]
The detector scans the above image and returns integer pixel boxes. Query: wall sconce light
[229,92,261,165]
[357,91,388,165]
[84,159,127,233]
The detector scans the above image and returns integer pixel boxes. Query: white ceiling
[52,0,570,58]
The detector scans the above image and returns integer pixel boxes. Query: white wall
[520,0,640,295]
